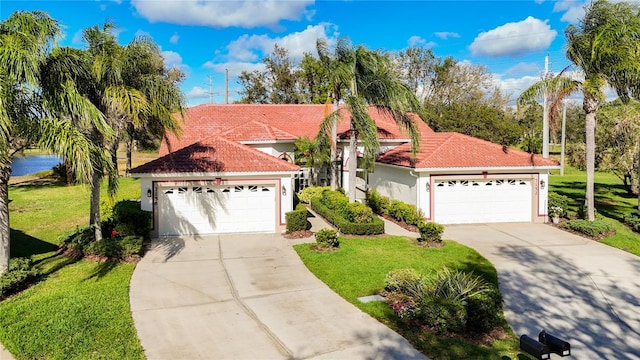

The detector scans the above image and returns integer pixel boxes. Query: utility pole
[207,75,214,104]
[225,69,229,104]
[542,55,550,158]
[560,100,567,176]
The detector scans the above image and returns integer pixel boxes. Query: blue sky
[1,0,589,106]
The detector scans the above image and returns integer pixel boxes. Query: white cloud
[224,23,336,63]
[187,86,209,99]
[505,62,541,76]
[407,35,425,46]
[493,75,541,101]
[434,31,460,40]
[169,32,179,44]
[131,0,315,28]
[162,50,191,74]
[72,29,84,45]
[469,16,557,58]
[134,29,152,39]
[203,61,265,79]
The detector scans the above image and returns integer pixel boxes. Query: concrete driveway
[130,233,427,360]
[444,223,640,360]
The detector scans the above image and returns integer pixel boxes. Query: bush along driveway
[444,222,640,359]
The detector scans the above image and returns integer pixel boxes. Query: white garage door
[433,178,532,224]
[158,184,276,236]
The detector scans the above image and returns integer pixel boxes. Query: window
[248,185,258,192]
[222,187,231,193]
[472,181,479,186]
[164,188,174,195]
[461,180,469,186]
[234,186,244,192]
[447,180,457,187]
[262,186,270,192]
[177,187,188,194]
[193,187,202,193]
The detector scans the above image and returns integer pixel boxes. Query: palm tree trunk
[0,163,11,274]
[110,140,119,177]
[584,97,598,221]
[90,167,103,241]
[330,100,339,191]
[126,123,134,176]
[348,128,357,202]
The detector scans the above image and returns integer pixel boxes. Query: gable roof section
[377,132,559,169]
[160,104,432,155]
[131,136,300,174]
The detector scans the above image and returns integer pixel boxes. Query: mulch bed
[282,230,314,239]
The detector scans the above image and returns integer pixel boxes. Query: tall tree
[565,0,640,220]
[316,38,423,202]
[0,11,100,274]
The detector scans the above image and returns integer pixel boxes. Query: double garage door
[157,183,276,236]
[433,178,533,224]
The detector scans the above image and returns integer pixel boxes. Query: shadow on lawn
[9,229,58,258]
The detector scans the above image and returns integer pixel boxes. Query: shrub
[418,296,467,334]
[366,190,391,215]
[560,219,613,237]
[624,212,640,232]
[346,202,374,224]
[548,192,570,217]
[465,287,504,333]
[111,200,151,238]
[577,200,599,220]
[84,236,144,258]
[310,192,384,235]
[297,186,330,204]
[384,268,426,296]
[0,257,39,297]
[429,268,489,302]
[119,236,144,257]
[285,206,308,232]
[386,292,419,320]
[315,228,339,248]
[59,225,95,250]
[418,222,444,243]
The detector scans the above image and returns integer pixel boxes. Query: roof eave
[130,170,300,178]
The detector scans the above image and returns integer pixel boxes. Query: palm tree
[0,11,101,274]
[294,136,330,186]
[564,0,640,221]
[316,38,423,202]
[517,68,580,171]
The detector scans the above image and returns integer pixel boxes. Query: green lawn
[294,236,524,360]
[1,177,145,360]
[549,167,640,257]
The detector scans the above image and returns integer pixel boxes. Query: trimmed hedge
[624,212,640,232]
[0,257,39,298]
[560,219,613,237]
[297,186,330,204]
[315,228,339,248]
[311,190,384,235]
[285,204,309,232]
[418,222,444,243]
[367,190,423,226]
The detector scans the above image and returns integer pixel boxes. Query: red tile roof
[160,104,431,155]
[377,132,559,169]
[131,136,300,174]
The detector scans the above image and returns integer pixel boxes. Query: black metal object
[539,330,571,357]
[520,334,551,360]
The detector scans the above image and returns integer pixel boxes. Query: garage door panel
[158,183,276,236]
[434,178,532,224]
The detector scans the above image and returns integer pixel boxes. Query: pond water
[11,155,62,176]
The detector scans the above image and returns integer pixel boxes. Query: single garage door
[158,183,276,236]
[433,178,532,224]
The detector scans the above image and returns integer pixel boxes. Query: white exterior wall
[134,173,295,236]
[250,143,295,161]
[417,173,431,219]
[368,164,418,206]
[538,172,549,217]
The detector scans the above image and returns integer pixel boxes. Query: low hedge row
[560,219,613,238]
[285,204,309,232]
[310,191,384,235]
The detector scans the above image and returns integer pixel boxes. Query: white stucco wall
[538,172,549,217]
[368,164,418,206]
[249,143,295,161]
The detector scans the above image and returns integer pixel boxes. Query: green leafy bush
[297,186,330,204]
[465,288,504,333]
[84,236,144,258]
[548,192,570,217]
[560,219,613,237]
[377,198,424,226]
[384,268,427,297]
[310,191,384,235]
[417,222,444,243]
[418,296,467,334]
[366,190,391,215]
[111,200,151,237]
[315,228,339,248]
[429,268,489,302]
[624,212,640,232]
[59,225,95,250]
[285,205,308,232]
[346,202,374,224]
[0,257,39,297]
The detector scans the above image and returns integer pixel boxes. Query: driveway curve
[444,223,640,360]
[130,233,427,360]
